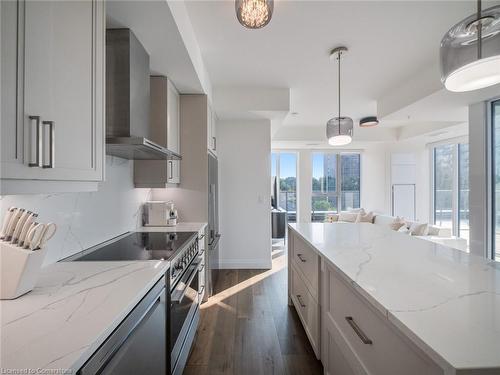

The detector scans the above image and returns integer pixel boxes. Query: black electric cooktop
[66,231,197,261]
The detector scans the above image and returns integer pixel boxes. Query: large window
[432,142,469,246]
[271,152,297,222]
[492,100,500,261]
[312,152,360,222]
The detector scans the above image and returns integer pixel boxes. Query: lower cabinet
[321,259,443,375]
[288,228,444,375]
[288,229,321,358]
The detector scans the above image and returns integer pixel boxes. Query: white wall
[0,157,151,265]
[218,119,272,269]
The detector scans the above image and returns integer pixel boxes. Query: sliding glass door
[271,152,297,222]
[432,141,469,246]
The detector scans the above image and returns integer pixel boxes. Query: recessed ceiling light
[359,116,379,127]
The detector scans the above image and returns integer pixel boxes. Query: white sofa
[329,212,468,252]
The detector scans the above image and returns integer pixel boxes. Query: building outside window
[312,152,361,222]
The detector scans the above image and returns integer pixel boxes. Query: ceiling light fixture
[235,0,273,29]
[359,116,379,127]
[326,46,353,146]
[440,1,500,92]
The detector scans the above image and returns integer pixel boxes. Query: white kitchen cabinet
[321,259,443,375]
[207,103,217,156]
[288,229,321,359]
[134,77,181,187]
[1,0,105,192]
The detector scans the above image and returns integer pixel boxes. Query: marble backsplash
[0,156,152,265]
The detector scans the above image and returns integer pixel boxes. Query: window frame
[430,137,468,239]
[272,150,299,222]
[311,151,362,221]
[489,98,500,260]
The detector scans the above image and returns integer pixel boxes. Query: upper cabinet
[134,77,181,187]
[1,0,105,193]
[207,104,217,156]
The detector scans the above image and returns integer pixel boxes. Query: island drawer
[290,262,320,358]
[323,262,442,375]
[291,232,319,299]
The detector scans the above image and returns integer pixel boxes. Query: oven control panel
[171,238,199,283]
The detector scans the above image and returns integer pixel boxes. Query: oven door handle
[171,259,201,304]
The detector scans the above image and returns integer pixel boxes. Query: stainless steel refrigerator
[207,153,220,297]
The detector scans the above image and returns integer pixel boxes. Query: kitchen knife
[18,213,38,247]
[0,207,16,240]
[4,208,24,241]
[23,221,38,250]
[11,210,31,244]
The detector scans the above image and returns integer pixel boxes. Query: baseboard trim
[218,259,272,269]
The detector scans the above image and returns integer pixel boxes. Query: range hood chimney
[105,29,180,160]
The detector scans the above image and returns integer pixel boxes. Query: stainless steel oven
[170,246,202,375]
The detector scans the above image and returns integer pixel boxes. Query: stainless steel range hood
[105,29,181,161]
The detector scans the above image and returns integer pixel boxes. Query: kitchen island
[288,222,500,375]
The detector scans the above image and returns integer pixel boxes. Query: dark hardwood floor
[184,244,323,375]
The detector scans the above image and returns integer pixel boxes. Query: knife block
[0,242,47,299]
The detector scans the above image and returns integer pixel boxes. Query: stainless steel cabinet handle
[168,160,173,180]
[199,264,205,272]
[297,253,306,262]
[199,286,205,296]
[42,120,55,168]
[212,136,216,150]
[296,294,306,308]
[345,316,373,345]
[28,115,42,167]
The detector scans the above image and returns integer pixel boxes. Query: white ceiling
[183,0,500,144]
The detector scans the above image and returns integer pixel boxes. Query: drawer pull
[346,316,373,345]
[297,253,306,262]
[296,294,306,308]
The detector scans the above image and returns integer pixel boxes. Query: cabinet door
[167,81,180,184]
[2,0,104,182]
[1,0,23,169]
[167,81,180,153]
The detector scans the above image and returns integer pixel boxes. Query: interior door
[392,184,416,220]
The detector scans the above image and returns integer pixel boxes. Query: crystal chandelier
[235,0,274,29]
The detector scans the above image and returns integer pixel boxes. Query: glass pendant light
[235,0,273,29]
[326,47,353,146]
[441,1,500,92]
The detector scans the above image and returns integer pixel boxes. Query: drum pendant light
[326,47,353,146]
[440,1,500,92]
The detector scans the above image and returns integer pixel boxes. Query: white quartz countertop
[141,222,207,233]
[0,260,169,372]
[289,222,500,371]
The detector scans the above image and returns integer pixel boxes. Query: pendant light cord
[477,0,482,59]
[338,51,341,120]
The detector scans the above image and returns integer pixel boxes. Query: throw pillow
[338,211,359,223]
[356,211,374,223]
[409,222,428,236]
[390,216,406,231]
[397,225,410,234]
